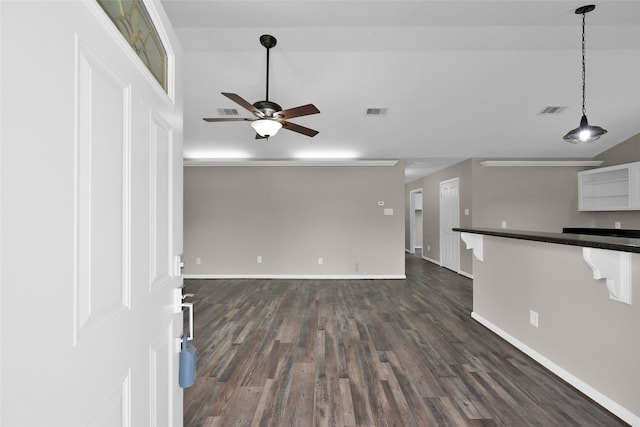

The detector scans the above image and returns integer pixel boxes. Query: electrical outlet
[257,256,262,264]
[501,220,507,228]
[196,257,201,265]
[529,310,539,328]
[615,221,621,229]
[318,257,323,265]
[427,245,430,251]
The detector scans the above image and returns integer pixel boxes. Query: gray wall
[184,163,405,277]
[470,159,593,232]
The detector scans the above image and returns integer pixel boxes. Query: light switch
[464,209,469,216]
[384,208,394,216]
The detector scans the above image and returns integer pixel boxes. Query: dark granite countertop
[452,227,640,254]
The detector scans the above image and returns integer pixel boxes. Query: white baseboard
[471,312,640,426]
[183,274,407,280]
[422,255,441,266]
[458,270,474,280]
[420,256,473,280]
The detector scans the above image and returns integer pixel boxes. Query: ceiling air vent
[217,108,239,116]
[365,107,388,117]
[538,106,567,115]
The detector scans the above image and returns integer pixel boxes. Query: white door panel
[1,1,183,426]
[440,178,460,272]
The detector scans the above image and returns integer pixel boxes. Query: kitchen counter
[452,227,640,254]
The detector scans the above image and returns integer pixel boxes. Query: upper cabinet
[578,161,640,211]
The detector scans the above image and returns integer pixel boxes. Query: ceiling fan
[203,34,320,139]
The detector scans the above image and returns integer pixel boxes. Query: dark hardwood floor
[183,254,627,426]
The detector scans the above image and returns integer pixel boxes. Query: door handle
[182,302,194,341]
[174,288,195,341]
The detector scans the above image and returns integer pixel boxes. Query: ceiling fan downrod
[260,34,277,102]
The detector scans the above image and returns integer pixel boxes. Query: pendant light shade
[251,119,282,137]
[563,114,607,144]
[563,5,606,144]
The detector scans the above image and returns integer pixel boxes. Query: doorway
[440,178,460,272]
[409,188,423,255]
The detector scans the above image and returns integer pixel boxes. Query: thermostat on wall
[377,201,384,206]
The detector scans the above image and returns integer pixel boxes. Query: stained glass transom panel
[97,0,168,92]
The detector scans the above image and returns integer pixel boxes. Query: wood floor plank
[250,378,274,427]
[338,377,357,426]
[285,362,315,425]
[183,255,628,427]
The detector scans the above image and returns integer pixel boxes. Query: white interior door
[1,2,183,426]
[440,178,460,272]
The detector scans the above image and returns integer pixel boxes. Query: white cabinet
[578,161,640,211]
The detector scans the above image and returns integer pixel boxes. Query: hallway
[183,254,625,426]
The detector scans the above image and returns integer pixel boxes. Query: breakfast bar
[453,227,640,426]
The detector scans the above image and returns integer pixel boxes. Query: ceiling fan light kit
[563,4,607,144]
[203,35,320,139]
[251,119,282,137]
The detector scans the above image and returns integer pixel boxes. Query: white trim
[458,270,473,280]
[582,248,632,304]
[183,274,406,280]
[0,1,3,417]
[422,255,442,266]
[183,159,398,167]
[480,160,603,167]
[471,312,640,426]
[460,232,484,262]
[148,111,175,293]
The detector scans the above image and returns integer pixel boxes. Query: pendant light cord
[581,11,587,116]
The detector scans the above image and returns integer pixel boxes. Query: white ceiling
[160,0,640,182]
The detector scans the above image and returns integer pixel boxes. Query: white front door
[440,178,460,272]
[1,1,183,426]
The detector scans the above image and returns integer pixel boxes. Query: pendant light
[563,5,607,144]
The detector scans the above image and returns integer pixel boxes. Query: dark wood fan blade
[281,121,319,137]
[221,92,259,113]
[278,104,320,120]
[255,133,268,140]
[203,117,253,122]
